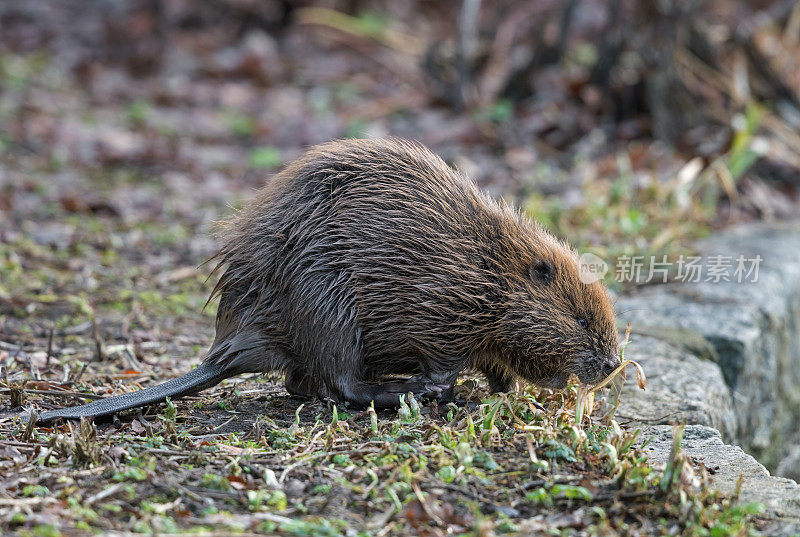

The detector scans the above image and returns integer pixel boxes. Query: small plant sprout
[369,401,378,433]
[481,397,503,444]
[163,397,177,420]
[407,392,421,420]
[660,424,697,495]
[290,403,305,434]
[397,394,412,423]
[330,404,339,425]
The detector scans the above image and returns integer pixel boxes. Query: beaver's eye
[577,318,588,329]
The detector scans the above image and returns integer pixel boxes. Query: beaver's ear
[529,259,553,283]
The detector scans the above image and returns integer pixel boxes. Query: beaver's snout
[600,355,621,377]
[576,353,621,385]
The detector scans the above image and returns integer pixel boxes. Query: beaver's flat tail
[34,361,230,424]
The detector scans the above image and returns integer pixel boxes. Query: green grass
[2,380,764,536]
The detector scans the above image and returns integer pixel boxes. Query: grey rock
[639,425,800,536]
[617,336,736,441]
[617,220,800,473]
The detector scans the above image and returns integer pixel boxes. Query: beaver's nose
[601,355,621,376]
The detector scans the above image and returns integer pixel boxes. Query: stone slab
[640,425,800,537]
[617,335,736,441]
[616,220,800,474]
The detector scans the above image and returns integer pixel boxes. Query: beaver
[33,138,619,423]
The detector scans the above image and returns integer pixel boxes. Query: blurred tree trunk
[640,0,704,144]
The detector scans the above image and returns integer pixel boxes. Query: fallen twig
[0,387,105,400]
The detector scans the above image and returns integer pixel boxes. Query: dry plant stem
[590,324,641,394]
[295,7,425,56]
[0,388,105,400]
[412,481,444,526]
[45,325,54,369]
[675,48,800,161]
[576,324,640,425]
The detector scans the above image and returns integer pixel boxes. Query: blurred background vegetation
[1,0,799,291]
